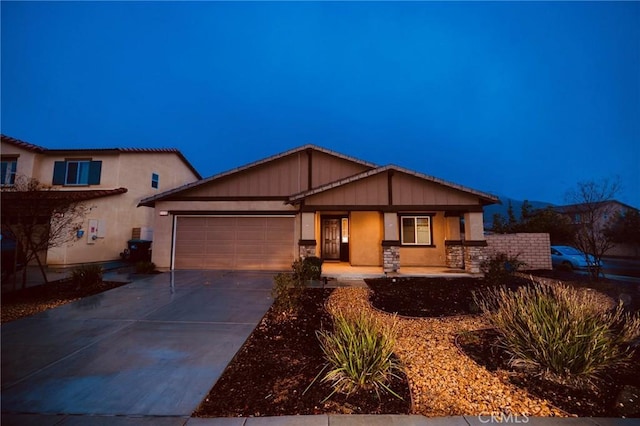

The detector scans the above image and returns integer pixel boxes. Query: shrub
[70,264,103,288]
[481,252,527,286]
[475,282,640,381]
[303,256,323,281]
[271,272,305,313]
[135,261,156,274]
[314,310,403,400]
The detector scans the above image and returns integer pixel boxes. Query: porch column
[382,212,400,273]
[444,214,464,269]
[463,212,487,273]
[299,212,317,258]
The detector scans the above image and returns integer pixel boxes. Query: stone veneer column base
[382,240,400,273]
[463,241,488,273]
[298,240,317,259]
[445,240,464,269]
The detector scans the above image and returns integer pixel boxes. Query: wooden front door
[322,218,340,260]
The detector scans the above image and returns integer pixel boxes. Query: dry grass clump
[475,281,640,382]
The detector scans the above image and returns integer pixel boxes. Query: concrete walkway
[2,271,636,425]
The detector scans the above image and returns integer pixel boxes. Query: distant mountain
[483,196,555,230]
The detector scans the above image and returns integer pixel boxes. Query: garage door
[173,216,295,270]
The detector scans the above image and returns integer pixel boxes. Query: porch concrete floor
[321,262,480,280]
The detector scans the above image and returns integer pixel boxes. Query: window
[151,173,159,189]
[401,216,432,245]
[53,160,102,186]
[1,157,17,186]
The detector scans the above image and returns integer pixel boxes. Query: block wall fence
[485,233,552,270]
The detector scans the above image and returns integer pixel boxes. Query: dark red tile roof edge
[1,134,201,179]
[1,187,128,202]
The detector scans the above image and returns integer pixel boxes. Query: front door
[322,218,340,260]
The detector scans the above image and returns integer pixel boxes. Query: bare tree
[565,177,621,280]
[1,176,88,289]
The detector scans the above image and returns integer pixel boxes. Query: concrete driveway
[1,271,274,420]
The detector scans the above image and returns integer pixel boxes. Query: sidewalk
[0,413,633,425]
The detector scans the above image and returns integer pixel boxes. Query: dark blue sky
[2,1,639,207]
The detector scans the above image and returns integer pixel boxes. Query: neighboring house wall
[1,136,200,267]
[1,144,39,180]
[46,152,200,266]
[485,233,552,270]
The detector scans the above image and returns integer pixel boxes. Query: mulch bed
[1,280,128,323]
[366,276,530,317]
[194,288,412,417]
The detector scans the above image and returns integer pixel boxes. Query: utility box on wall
[87,219,106,244]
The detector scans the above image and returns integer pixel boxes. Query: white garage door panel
[174,216,295,270]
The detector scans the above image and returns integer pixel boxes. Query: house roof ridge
[138,144,378,207]
[288,164,499,204]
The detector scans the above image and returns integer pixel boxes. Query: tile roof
[1,135,46,153]
[1,134,201,179]
[1,187,128,203]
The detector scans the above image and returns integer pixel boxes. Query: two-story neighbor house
[1,135,201,267]
[140,145,499,273]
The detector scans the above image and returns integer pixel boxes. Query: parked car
[550,245,599,270]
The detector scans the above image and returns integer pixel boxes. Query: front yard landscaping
[3,265,638,418]
[196,273,640,419]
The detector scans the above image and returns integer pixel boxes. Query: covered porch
[320,261,480,279]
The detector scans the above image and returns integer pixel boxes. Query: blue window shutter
[88,161,102,185]
[53,161,66,185]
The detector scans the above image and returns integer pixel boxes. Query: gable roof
[138,144,377,207]
[287,164,499,205]
[1,134,202,179]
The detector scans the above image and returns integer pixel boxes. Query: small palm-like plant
[313,309,403,401]
[475,282,640,381]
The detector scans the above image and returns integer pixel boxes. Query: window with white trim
[401,216,432,245]
[52,160,102,186]
[1,157,17,186]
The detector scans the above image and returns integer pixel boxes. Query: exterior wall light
[159,211,169,216]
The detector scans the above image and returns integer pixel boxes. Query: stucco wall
[350,211,383,266]
[45,152,199,266]
[1,143,39,179]
[399,213,447,266]
[485,233,552,270]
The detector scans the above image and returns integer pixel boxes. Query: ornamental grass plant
[70,263,103,288]
[475,281,640,382]
[313,309,403,401]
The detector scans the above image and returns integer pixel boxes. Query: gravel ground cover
[328,286,565,417]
